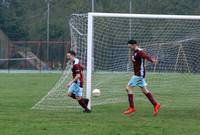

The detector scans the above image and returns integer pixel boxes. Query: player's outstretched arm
[139,51,158,64]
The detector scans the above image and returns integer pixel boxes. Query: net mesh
[32,13,200,110]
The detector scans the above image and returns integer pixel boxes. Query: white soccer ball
[92,89,101,97]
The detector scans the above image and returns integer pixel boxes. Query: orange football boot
[153,103,160,116]
[123,107,136,115]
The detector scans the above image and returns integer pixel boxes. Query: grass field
[0,73,200,135]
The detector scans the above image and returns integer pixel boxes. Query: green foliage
[0,0,199,41]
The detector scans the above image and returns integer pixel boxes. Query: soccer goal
[32,12,200,111]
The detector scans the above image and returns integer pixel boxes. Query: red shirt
[131,48,154,78]
[72,58,84,87]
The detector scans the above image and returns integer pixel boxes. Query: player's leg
[76,88,91,113]
[126,85,135,109]
[140,85,160,116]
[67,82,90,113]
[123,76,137,115]
[140,86,157,106]
[73,81,91,113]
[67,83,77,99]
[77,97,91,113]
[83,97,89,107]
[123,85,136,115]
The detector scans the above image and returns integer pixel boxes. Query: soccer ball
[92,89,101,97]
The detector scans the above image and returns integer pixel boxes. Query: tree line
[0,0,199,41]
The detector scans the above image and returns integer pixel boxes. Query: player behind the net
[123,40,160,116]
[65,50,91,113]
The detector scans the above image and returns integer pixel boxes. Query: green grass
[0,73,200,135]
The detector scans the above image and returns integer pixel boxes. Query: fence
[0,41,71,72]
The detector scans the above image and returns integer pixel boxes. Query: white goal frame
[86,12,200,109]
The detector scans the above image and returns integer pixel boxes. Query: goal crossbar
[88,12,200,20]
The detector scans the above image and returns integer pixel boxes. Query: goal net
[32,13,200,111]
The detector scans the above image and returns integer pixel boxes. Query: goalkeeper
[123,40,160,116]
[65,50,91,113]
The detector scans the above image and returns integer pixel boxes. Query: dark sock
[70,93,76,99]
[78,98,89,110]
[83,98,89,106]
[144,92,157,106]
[128,94,134,108]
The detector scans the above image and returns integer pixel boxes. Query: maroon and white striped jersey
[71,58,84,87]
[131,48,154,78]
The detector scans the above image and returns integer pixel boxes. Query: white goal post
[86,12,200,109]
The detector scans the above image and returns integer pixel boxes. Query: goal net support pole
[174,43,191,73]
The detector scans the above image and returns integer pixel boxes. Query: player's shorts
[68,80,83,97]
[128,75,147,87]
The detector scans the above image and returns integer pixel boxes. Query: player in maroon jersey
[123,40,160,116]
[65,50,91,113]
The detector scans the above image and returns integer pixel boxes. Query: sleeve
[138,51,154,63]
